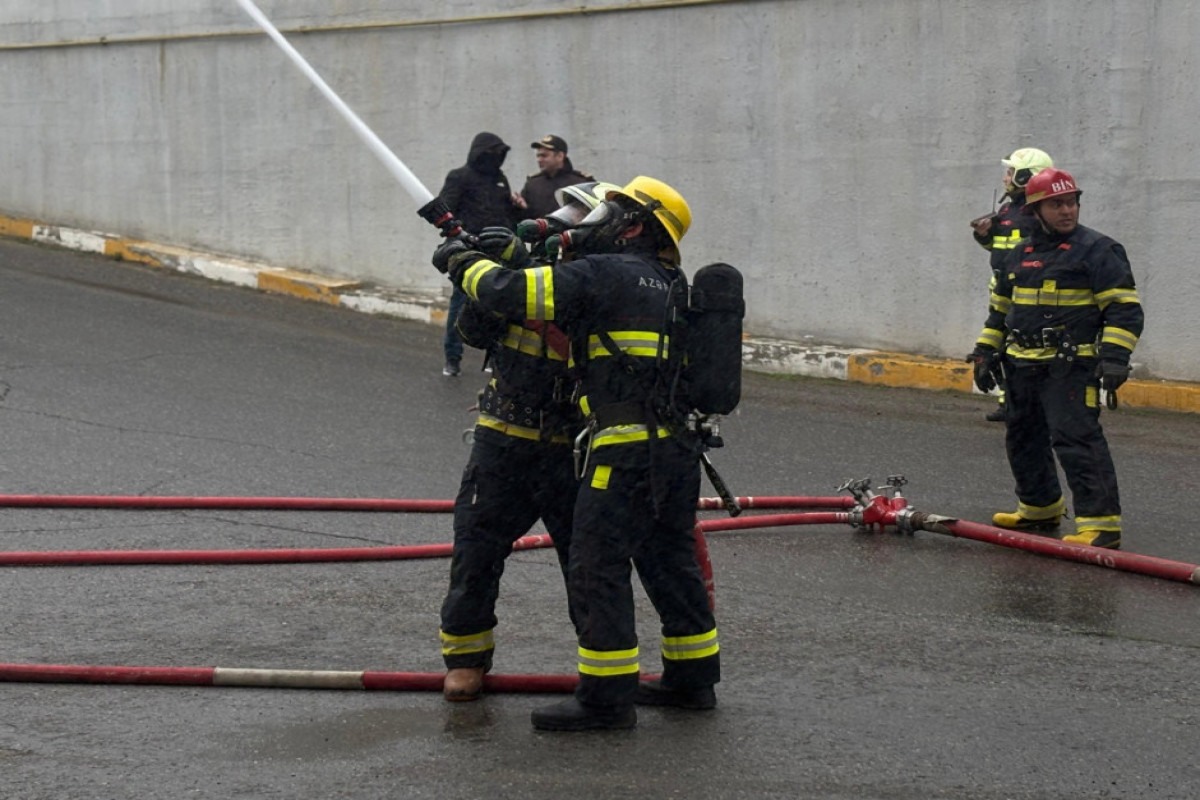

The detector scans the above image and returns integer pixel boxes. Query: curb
[5,213,1198,415]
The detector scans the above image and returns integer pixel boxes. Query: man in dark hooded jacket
[436,132,524,376]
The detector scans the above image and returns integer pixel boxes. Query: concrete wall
[2,0,1197,380]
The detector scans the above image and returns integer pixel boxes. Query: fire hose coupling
[839,475,914,531]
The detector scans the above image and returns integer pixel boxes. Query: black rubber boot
[634,679,717,710]
[530,698,636,731]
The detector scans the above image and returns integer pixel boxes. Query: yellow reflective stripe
[1094,287,1140,309]
[587,331,667,359]
[989,293,1012,314]
[1075,515,1121,533]
[476,414,570,444]
[661,628,719,661]
[590,464,612,490]
[1007,343,1097,360]
[1101,326,1139,352]
[577,646,639,677]
[1017,497,1065,520]
[993,226,1022,248]
[579,395,593,416]
[592,424,671,449]
[1086,385,1099,408]
[501,324,566,360]
[977,328,1005,350]
[440,628,495,656]
[525,266,554,320]
[462,259,500,299]
[1012,286,1095,307]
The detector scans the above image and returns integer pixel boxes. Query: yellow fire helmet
[1001,147,1054,191]
[607,176,692,253]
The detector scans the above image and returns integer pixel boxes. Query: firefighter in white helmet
[969,147,1055,421]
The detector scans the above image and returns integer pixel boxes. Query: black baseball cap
[531,134,568,153]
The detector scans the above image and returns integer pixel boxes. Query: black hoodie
[436,132,520,234]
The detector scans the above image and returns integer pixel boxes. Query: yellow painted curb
[0,215,35,239]
[1117,379,1200,414]
[257,269,362,305]
[847,351,974,393]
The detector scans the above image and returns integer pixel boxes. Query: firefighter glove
[476,226,530,268]
[1097,360,1130,393]
[431,238,469,275]
[966,347,999,394]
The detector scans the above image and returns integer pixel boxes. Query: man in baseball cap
[520,135,593,218]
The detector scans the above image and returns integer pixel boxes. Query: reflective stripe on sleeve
[1101,326,1139,352]
[525,266,555,320]
[989,292,1012,314]
[1094,287,1140,310]
[462,259,500,299]
[976,328,1005,350]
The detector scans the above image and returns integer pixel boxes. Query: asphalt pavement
[2,238,1198,800]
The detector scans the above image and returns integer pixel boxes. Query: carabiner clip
[573,419,596,479]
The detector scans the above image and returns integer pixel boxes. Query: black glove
[445,249,485,288]
[1097,360,1130,393]
[431,238,469,275]
[475,226,530,268]
[966,347,999,393]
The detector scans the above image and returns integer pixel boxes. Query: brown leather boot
[443,667,485,702]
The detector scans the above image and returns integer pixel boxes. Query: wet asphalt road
[1,238,1198,800]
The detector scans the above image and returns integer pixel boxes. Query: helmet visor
[545,202,591,230]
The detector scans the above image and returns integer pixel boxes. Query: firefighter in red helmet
[967,168,1143,549]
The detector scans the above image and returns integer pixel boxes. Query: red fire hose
[0,493,851,511]
[0,534,554,567]
[925,517,1200,585]
[0,662,587,692]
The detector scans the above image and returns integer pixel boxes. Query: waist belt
[1009,326,1068,349]
[478,382,577,442]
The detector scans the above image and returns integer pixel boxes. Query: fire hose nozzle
[417,197,465,239]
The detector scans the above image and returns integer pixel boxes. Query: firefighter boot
[991,511,1061,534]
[531,698,636,732]
[1062,529,1121,550]
[985,403,1007,422]
[443,667,484,702]
[634,679,717,710]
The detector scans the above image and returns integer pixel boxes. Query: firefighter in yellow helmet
[969,147,1054,421]
[968,169,1143,550]
[433,176,721,730]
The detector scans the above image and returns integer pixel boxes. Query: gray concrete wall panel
[1,1,1196,378]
